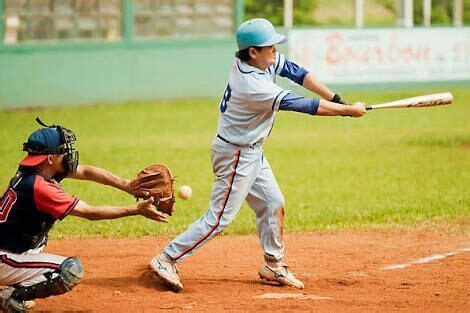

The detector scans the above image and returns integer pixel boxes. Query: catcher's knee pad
[60,257,84,287]
[12,257,84,301]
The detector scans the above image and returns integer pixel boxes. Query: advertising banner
[288,28,470,83]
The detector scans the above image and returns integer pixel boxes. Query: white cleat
[259,263,305,290]
[149,254,183,292]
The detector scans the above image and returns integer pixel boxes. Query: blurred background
[0,0,468,108]
[0,1,468,237]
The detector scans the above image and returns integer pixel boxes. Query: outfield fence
[0,0,243,109]
[0,1,469,109]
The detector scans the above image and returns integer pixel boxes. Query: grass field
[1,87,469,239]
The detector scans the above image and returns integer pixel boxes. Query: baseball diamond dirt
[28,229,468,311]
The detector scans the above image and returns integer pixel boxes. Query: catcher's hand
[136,197,168,223]
[130,164,176,215]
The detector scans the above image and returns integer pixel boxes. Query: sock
[266,260,283,268]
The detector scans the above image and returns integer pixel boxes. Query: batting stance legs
[246,157,285,263]
[150,138,303,291]
[0,249,83,312]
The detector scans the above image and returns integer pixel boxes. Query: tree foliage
[244,0,318,26]
[414,0,453,25]
[244,0,469,26]
[463,0,470,23]
[379,0,470,25]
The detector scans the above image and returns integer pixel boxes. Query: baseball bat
[366,92,453,110]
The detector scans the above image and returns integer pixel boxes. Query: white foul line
[253,293,333,300]
[382,247,470,271]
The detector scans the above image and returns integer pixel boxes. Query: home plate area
[33,231,468,311]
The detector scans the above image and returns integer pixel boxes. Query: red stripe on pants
[173,149,241,260]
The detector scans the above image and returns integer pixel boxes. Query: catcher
[0,119,168,313]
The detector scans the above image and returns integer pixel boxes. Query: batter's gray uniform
[164,53,290,263]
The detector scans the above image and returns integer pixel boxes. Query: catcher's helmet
[236,18,287,50]
[20,118,79,174]
[20,128,62,166]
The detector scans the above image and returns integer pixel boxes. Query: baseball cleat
[259,263,305,289]
[149,254,183,292]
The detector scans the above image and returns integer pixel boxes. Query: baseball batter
[150,18,366,291]
[0,120,167,313]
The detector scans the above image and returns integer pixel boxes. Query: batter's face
[248,45,277,71]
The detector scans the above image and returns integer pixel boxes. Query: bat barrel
[368,92,453,110]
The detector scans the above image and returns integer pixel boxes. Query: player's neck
[35,163,59,179]
[246,60,268,72]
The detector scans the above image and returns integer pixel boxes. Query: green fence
[0,39,242,108]
[0,0,244,108]
[1,1,468,109]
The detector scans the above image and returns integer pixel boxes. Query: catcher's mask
[20,117,79,174]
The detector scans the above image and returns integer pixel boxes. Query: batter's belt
[216,134,262,149]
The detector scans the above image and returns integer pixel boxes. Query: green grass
[1,87,469,238]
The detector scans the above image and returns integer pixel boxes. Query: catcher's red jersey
[0,168,79,253]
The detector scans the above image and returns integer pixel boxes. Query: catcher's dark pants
[164,137,285,263]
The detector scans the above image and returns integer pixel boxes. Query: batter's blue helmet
[236,18,287,50]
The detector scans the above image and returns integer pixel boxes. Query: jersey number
[219,84,232,113]
[0,188,17,223]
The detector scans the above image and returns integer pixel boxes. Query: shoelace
[161,259,180,275]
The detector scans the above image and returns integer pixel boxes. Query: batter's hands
[136,197,168,223]
[349,102,366,117]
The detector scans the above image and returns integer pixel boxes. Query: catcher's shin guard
[12,257,83,301]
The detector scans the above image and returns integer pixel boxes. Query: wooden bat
[366,92,453,110]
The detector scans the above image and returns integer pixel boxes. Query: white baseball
[178,185,192,200]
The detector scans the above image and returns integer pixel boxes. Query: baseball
[178,185,192,200]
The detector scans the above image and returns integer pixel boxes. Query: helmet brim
[19,154,48,167]
[261,33,287,47]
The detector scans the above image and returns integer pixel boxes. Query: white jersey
[216,53,290,146]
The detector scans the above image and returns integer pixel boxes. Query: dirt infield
[33,229,468,312]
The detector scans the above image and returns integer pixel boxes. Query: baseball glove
[130,164,175,215]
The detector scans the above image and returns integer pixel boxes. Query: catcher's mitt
[130,164,175,215]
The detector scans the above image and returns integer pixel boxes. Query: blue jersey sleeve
[279,92,319,115]
[279,59,309,86]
